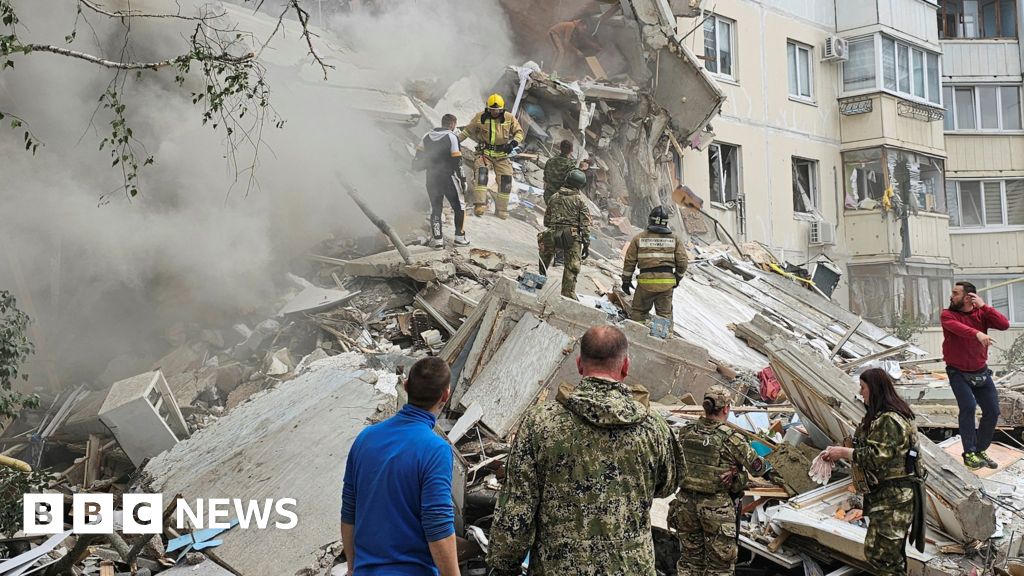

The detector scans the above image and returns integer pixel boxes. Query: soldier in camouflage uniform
[824,368,925,576]
[539,169,592,300]
[621,206,688,323]
[671,385,772,576]
[488,325,676,576]
[543,140,577,204]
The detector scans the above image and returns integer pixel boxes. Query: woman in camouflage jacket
[823,368,925,576]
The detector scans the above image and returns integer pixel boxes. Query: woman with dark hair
[822,368,926,576]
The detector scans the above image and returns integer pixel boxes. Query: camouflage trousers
[864,483,915,576]
[669,492,737,576]
[629,286,674,323]
[538,230,581,300]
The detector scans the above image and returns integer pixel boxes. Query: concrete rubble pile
[4,3,1024,576]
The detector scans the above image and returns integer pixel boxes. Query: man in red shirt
[941,281,1010,470]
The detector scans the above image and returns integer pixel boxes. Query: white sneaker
[429,237,444,248]
[454,234,470,246]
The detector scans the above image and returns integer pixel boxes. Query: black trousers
[426,171,464,239]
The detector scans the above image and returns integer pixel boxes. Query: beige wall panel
[942,41,1022,80]
[946,135,1024,176]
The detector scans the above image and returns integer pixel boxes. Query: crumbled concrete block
[402,262,456,283]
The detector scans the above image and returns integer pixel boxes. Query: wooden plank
[449,296,502,408]
[84,433,102,488]
[829,319,862,360]
[585,56,608,80]
[458,313,573,438]
[837,343,910,372]
[767,529,791,553]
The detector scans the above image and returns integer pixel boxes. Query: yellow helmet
[486,93,505,110]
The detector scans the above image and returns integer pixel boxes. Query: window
[708,143,740,204]
[939,0,1018,38]
[880,36,941,102]
[792,158,818,214]
[704,15,734,78]
[959,277,1024,325]
[948,180,1024,227]
[843,38,876,92]
[844,147,946,213]
[946,85,1023,131]
[787,41,813,100]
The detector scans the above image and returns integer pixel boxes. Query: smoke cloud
[0,0,516,387]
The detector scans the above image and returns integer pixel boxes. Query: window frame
[950,179,1024,229]
[704,14,736,80]
[787,40,814,102]
[792,157,820,215]
[945,84,1024,132]
[959,276,1024,326]
[938,0,1019,39]
[708,142,741,206]
[842,34,943,107]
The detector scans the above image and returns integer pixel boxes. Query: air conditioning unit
[809,221,837,245]
[823,36,849,62]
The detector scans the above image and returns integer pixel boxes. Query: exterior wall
[945,135,1024,176]
[677,0,845,273]
[951,231,1024,272]
[836,0,941,48]
[942,40,1022,80]
[840,94,947,155]
[845,210,952,262]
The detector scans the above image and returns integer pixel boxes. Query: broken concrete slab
[403,261,457,283]
[99,371,190,467]
[152,344,205,377]
[278,285,356,316]
[468,248,505,272]
[459,313,573,438]
[143,353,384,576]
[765,336,996,544]
[343,245,448,278]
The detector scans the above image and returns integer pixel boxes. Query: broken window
[708,142,739,204]
[887,149,946,214]
[843,37,876,92]
[939,0,1018,38]
[950,179,1024,227]
[843,148,885,206]
[787,41,813,100]
[792,157,818,214]
[704,15,734,77]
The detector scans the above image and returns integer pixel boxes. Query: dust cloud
[0,0,516,388]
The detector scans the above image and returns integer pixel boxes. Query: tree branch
[78,0,227,21]
[16,43,253,70]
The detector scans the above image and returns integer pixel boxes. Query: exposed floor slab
[142,353,387,576]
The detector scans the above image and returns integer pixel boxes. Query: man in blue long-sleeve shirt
[341,357,460,576]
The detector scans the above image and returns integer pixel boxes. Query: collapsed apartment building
[4,1,1024,575]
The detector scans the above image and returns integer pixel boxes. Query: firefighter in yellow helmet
[458,94,525,219]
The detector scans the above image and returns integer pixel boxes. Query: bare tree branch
[78,0,226,21]
[15,43,253,69]
[288,0,332,80]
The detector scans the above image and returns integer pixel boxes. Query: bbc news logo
[23,494,298,535]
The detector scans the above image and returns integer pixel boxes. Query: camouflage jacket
[853,411,919,489]
[544,187,592,234]
[487,377,676,576]
[543,154,576,192]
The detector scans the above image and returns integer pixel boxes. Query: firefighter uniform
[621,207,688,323]
[458,95,524,219]
[670,386,771,576]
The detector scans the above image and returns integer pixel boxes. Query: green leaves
[0,290,36,423]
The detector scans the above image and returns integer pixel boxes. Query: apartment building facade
[676,0,1023,365]
[936,0,1024,362]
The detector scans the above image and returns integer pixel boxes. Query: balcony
[836,0,941,46]
[942,39,1022,79]
[845,209,953,261]
[840,94,946,155]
